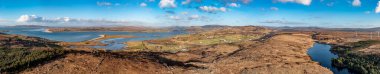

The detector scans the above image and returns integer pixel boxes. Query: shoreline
[43,29,53,33]
[2,26,336,73]
[48,30,172,33]
[46,27,173,33]
[88,34,106,41]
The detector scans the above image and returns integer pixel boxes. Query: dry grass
[125,26,270,52]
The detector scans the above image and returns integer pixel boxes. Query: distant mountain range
[6,25,49,28]
[330,27,380,32]
[5,25,380,32]
[272,26,380,32]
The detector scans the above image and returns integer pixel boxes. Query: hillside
[0,34,64,73]
[19,26,332,74]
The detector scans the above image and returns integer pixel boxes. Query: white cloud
[17,15,44,22]
[18,15,85,23]
[189,15,200,20]
[242,0,252,4]
[260,19,307,25]
[181,12,189,15]
[15,15,148,26]
[376,1,380,13]
[352,0,361,7]
[277,0,312,6]
[199,6,227,13]
[181,0,191,5]
[165,14,208,24]
[97,2,113,6]
[270,7,279,11]
[17,15,85,23]
[228,3,240,7]
[140,3,147,7]
[220,7,227,12]
[159,0,176,8]
[169,15,181,20]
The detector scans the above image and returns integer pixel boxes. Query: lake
[0,27,187,50]
[307,43,352,74]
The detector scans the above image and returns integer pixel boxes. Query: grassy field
[126,35,262,52]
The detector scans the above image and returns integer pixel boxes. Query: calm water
[308,43,352,74]
[0,27,187,50]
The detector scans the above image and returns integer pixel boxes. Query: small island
[58,34,136,51]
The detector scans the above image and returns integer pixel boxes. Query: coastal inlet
[0,27,187,51]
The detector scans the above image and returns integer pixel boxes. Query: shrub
[0,47,64,72]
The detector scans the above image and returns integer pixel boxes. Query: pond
[0,27,187,50]
[307,43,352,74]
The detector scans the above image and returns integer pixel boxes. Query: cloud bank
[16,15,147,27]
[277,0,312,6]
[97,2,113,7]
[199,6,227,13]
[17,15,44,22]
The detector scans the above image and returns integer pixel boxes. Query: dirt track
[21,33,333,74]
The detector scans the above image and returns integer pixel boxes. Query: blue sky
[0,0,380,28]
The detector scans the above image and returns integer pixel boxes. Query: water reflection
[308,43,352,74]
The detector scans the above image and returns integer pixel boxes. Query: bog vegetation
[332,40,380,74]
[0,47,64,72]
[0,35,65,73]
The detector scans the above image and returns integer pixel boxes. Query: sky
[1,0,380,28]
